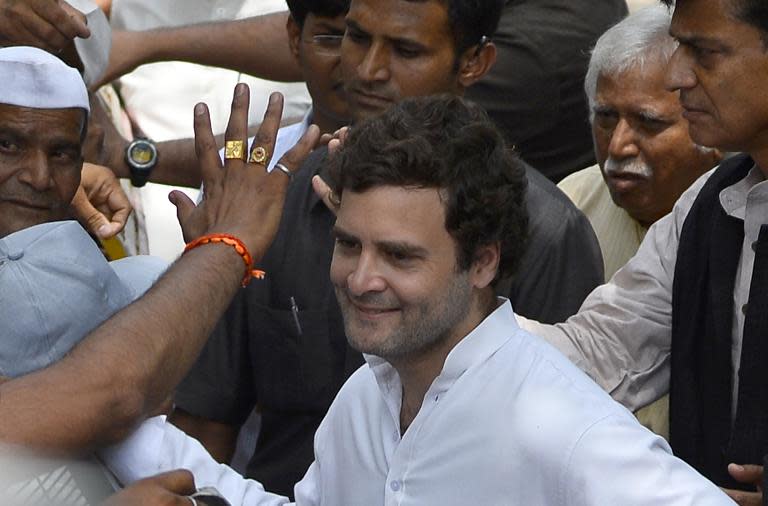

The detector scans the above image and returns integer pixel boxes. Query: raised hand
[170,83,320,261]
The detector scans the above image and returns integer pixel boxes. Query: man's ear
[457,41,497,89]
[287,15,302,61]
[470,242,501,290]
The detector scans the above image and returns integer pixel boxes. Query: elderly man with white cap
[0,44,320,504]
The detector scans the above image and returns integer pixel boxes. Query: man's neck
[392,296,494,434]
[311,109,346,136]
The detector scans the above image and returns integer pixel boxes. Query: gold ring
[248,145,269,164]
[224,140,246,160]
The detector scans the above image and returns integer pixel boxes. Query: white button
[390,480,401,492]
[393,431,400,442]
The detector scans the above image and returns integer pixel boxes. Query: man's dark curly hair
[660,0,768,46]
[328,95,528,283]
[287,0,350,28]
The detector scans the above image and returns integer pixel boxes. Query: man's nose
[356,43,391,83]
[347,252,387,296]
[607,119,640,160]
[17,150,54,191]
[665,46,697,92]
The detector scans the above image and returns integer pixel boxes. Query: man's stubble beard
[338,270,474,362]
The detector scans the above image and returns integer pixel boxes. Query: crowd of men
[1,0,767,504]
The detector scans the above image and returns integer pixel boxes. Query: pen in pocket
[290,296,303,335]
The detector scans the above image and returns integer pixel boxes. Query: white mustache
[603,157,653,178]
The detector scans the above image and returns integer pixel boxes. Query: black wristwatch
[125,137,158,187]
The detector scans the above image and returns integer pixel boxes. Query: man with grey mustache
[559,5,721,282]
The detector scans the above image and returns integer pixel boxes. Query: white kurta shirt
[106,301,731,505]
[292,300,730,505]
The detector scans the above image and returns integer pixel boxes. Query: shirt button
[390,480,401,492]
[8,250,23,261]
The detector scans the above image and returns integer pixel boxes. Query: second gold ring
[248,145,270,164]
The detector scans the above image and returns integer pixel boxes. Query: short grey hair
[584,5,677,119]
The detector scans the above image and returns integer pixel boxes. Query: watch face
[128,140,157,170]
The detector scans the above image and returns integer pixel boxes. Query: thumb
[169,190,197,241]
[71,186,115,239]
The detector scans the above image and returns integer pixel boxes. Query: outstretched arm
[0,85,320,454]
[96,12,302,88]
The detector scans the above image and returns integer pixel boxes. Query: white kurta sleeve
[98,416,293,506]
[564,414,734,505]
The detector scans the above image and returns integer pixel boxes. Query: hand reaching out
[0,0,90,52]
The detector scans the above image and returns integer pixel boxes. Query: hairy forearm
[0,245,243,454]
[114,12,302,83]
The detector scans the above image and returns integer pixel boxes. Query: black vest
[670,154,768,489]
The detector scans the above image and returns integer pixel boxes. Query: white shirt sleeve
[98,416,293,506]
[565,414,734,505]
[518,170,714,410]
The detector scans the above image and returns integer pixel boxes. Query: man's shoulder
[526,164,592,227]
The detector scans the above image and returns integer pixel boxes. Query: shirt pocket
[250,305,343,412]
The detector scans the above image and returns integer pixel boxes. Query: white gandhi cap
[0,46,90,114]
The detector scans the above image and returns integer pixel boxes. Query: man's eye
[395,45,421,58]
[335,238,359,250]
[0,139,18,152]
[639,117,668,132]
[312,34,343,48]
[346,29,368,44]
[593,112,617,130]
[386,250,413,263]
[51,149,78,162]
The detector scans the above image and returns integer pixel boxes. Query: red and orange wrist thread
[184,233,265,287]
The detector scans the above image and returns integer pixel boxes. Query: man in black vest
[521,0,768,503]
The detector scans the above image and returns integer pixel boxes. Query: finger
[248,92,284,167]
[338,126,350,144]
[15,11,70,50]
[311,175,339,215]
[327,138,343,156]
[272,124,320,180]
[58,1,92,39]
[142,470,196,496]
[729,463,764,485]
[193,103,221,197]
[319,132,335,146]
[169,190,196,237]
[70,186,111,238]
[722,487,762,506]
[223,83,251,165]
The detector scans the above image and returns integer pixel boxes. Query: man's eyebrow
[345,19,368,34]
[671,32,725,49]
[332,225,358,242]
[635,109,670,122]
[375,239,429,258]
[592,104,614,113]
[313,21,345,32]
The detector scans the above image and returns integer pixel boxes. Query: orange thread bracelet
[184,233,265,287]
